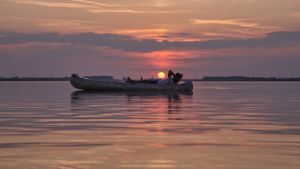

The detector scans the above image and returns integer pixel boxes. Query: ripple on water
[0,82,300,169]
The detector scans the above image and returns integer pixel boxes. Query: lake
[0,81,299,169]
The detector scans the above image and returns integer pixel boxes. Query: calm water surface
[0,82,299,169]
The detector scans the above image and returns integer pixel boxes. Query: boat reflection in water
[69,90,197,169]
[71,90,193,114]
[70,90,194,133]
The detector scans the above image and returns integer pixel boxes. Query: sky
[0,0,300,78]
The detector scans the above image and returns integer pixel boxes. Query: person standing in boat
[158,70,183,85]
[168,70,175,79]
[158,70,173,85]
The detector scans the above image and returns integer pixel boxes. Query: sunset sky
[0,0,300,78]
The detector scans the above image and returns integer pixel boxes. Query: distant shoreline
[0,77,70,81]
[1,76,300,82]
[189,76,300,82]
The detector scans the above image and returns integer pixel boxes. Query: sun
[157,72,166,79]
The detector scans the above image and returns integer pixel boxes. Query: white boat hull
[70,74,193,92]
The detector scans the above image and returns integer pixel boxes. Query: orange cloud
[190,18,260,28]
[113,28,170,40]
[3,0,176,14]
[3,0,142,14]
[143,50,198,59]
[289,12,300,18]
[114,28,169,35]
[71,0,111,7]
[4,0,89,8]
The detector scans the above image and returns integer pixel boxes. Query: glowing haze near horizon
[0,0,300,78]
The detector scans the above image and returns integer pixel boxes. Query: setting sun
[157,72,166,79]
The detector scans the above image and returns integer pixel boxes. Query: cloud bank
[1,31,300,51]
[0,31,300,77]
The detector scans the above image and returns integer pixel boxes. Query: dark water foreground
[0,82,299,169]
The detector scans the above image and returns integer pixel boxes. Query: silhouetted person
[168,70,175,78]
[167,70,183,84]
[173,73,183,84]
[127,70,183,85]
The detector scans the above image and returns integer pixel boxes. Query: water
[0,81,299,169]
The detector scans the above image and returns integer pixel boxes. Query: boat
[70,73,193,92]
